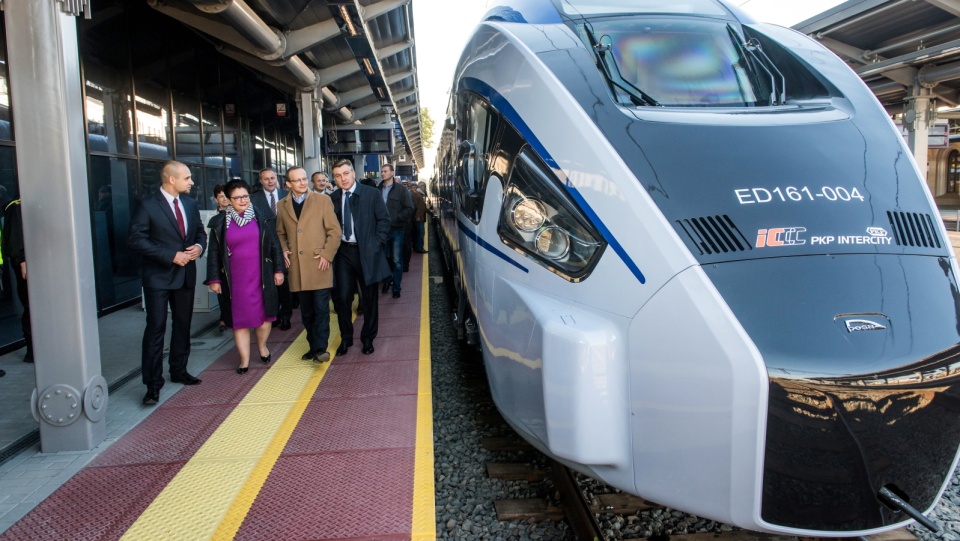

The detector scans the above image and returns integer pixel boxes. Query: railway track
[480,430,919,541]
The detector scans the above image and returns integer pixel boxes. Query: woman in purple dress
[205,180,285,373]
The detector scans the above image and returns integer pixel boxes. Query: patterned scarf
[226,206,256,228]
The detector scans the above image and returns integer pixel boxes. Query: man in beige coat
[277,166,342,362]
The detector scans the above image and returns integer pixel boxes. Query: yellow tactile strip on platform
[412,236,437,540]
[120,329,337,541]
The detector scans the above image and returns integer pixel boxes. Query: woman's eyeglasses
[230,195,250,201]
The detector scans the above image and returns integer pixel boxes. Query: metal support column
[300,90,322,174]
[904,87,934,181]
[4,0,107,452]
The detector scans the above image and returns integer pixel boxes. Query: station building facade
[0,1,306,351]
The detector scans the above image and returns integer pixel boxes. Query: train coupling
[878,486,939,533]
[465,317,479,346]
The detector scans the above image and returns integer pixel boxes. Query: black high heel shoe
[236,366,248,374]
[260,352,271,364]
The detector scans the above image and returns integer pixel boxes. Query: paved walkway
[0,301,252,531]
[0,250,434,539]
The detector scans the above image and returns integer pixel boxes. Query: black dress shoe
[261,352,271,363]
[362,343,375,355]
[0,369,5,377]
[301,351,316,361]
[171,374,201,385]
[272,320,279,328]
[236,366,248,374]
[336,342,352,356]
[381,279,392,294]
[279,318,291,331]
[392,291,401,299]
[143,389,159,406]
[23,351,34,363]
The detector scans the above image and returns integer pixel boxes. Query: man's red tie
[174,198,186,238]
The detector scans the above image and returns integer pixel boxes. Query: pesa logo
[845,319,887,333]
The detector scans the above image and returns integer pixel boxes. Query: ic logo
[756,227,807,248]
[845,319,887,333]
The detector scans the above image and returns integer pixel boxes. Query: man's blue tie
[343,191,353,240]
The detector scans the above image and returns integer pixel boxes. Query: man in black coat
[128,160,207,406]
[330,158,391,356]
[2,196,31,366]
[378,164,414,298]
[250,167,293,330]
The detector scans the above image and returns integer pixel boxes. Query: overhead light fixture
[363,58,375,75]
[376,87,385,99]
[340,6,358,36]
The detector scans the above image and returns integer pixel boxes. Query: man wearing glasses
[276,166,341,363]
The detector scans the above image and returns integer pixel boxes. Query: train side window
[457,139,479,219]
[456,92,502,222]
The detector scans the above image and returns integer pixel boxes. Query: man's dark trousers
[142,286,193,390]
[333,243,379,346]
[299,288,332,354]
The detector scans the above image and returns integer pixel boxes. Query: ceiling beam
[924,0,960,18]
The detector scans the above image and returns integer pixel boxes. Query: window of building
[85,61,135,156]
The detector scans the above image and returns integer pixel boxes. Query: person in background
[277,166,341,363]
[128,160,207,406]
[378,164,413,298]
[2,196,32,365]
[212,183,231,213]
[311,171,333,195]
[209,184,231,333]
[330,158,391,356]
[205,180,284,374]
[250,168,292,330]
[400,180,415,272]
[0,185,10,304]
[360,173,378,188]
[410,181,428,253]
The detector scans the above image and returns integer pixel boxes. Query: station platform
[0,254,435,540]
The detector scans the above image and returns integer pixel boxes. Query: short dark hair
[258,168,275,178]
[213,184,227,197]
[224,179,251,198]
[381,163,394,172]
[332,158,354,171]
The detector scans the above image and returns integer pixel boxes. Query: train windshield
[559,0,728,17]
[586,18,766,107]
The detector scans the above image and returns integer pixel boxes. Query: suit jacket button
[299,250,303,254]
[298,229,302,233]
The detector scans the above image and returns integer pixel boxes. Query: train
[429,0,960,536]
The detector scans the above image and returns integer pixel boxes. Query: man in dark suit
[128,160,207,406]
[251,167,293,330]
[330,158,391,356]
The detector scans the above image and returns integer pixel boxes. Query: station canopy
[152,0,425,167]
[794,0,960,113]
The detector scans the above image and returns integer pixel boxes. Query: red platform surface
[0,253,429,541]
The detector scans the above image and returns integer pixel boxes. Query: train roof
[481,0,752,24]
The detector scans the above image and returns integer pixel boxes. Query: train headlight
[498,149,605,282]
[535,226,571,260]
[511,199,547,232]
